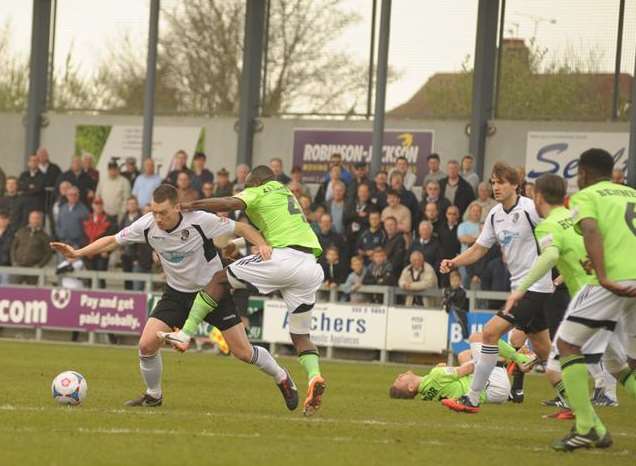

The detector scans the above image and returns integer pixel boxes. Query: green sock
[182,292,218,336]
[618,368,636,398]
[561,354,603,435]
[497,339,528,365]
[298,351,321,381]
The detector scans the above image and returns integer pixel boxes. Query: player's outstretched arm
[439,243,488,274]
[233,222,272,260]
[180,197,245,213]
[50,235,119,260]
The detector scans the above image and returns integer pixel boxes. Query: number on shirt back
[626,202,636,236]
[287,195,307,222]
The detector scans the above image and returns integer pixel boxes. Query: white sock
[468,344,499,405]
[139,352,162,398]
[250,345,287,383]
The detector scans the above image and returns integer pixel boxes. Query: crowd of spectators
[4,147,627,307]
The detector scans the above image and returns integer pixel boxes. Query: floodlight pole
[25,0,52,165]
[142,0,160,160]
[370,0,391,178]
[237,0,266,167]
[469,0,500,179]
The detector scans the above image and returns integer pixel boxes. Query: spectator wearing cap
[96,160,131,221]
[57,155,95,206]
[55,185,89,249]
[355,209,386,264]
[398,250,438,306]
[121,157,140,186]
[81,153,100,186]
[213,168,233,197]
[0,176,24,226]
[288,166,311,198]
[132,158,162,208]
[370,170,388,210]
[18,154,46,224]
[83,197,117,288]
[233,164,250,192]
[422,153,446,186]
[11,211,52,284]
[389,171,418,223]
[270,158,291,184]
[176,171,200,203]
[347,161,370,202]
[0,210,15,284]
[381,189,411,234]
[461,155,480,194]
[323,153,352,185]
[409,220,442,275]
[164,150,191,186]
[388,156,416,191]
[190,152,214,195]
[439,160,475,217]
[464,182,496,223]
[314,165,345,208]
[383,216,406,273]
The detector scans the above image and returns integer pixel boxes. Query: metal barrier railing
[0,266,510,308]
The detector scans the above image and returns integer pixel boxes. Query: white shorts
[557,282,636,360]
[227,248,324,333]
[470,343,511,404]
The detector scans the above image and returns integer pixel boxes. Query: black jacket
[320,259,349,285]
[57,169,96,206]
[438,176,475,217]
[0,226,15,265]
[384,233,406,274]
[409,237,442,271]
[18,170,46,221]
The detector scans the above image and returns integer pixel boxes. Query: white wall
[0,112,630,181]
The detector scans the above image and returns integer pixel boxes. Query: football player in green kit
[159,166,326,416]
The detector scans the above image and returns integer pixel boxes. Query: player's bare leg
[222,323,298,411]
[126,317,169,407]
[291,332,325,417]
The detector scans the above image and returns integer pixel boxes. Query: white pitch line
[1,426,634,457]
[2,404,635,440]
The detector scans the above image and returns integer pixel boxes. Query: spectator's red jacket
[83,213,113,244]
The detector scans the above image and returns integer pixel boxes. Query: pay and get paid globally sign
[293,129,434,184]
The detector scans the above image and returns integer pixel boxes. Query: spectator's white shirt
[477,196,553,293]
[115,210,235,292]
[96,175,131,220]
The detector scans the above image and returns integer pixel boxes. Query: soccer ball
[51,371,88,405]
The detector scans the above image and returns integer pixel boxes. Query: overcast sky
[1,0,634,111]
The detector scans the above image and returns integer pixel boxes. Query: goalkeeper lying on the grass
[389,332,535,403]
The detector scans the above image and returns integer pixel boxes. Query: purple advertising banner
[0,287,147,334]
[292,128,434,184]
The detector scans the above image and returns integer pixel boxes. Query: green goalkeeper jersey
[417,367,486,403]
[534,206,593,297]
[233,181,322,257]
[569,180,636,282]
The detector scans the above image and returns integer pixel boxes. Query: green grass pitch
[1,340,634,466]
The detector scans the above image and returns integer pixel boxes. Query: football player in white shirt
[439,162,553,413]
[51,184,299,410]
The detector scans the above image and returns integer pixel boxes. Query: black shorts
[150,285,241,331]
[496,290,550,334]
[545,285,570,339]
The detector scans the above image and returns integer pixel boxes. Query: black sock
[511,346,525,392]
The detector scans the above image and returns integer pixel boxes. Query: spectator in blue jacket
[55,186,89,249]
